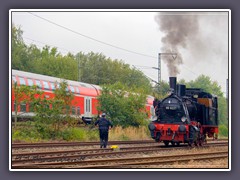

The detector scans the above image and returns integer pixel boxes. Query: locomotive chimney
[169,77,177,92]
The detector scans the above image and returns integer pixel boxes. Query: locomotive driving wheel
[188,142,194,147]
[171,141,175,146]
[199,133,206,146]
[163,140,169,146]
[194,141,199,147]
[194,134,204,147]
[171,141,180,146]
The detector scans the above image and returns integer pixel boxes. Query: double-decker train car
[11,70,154,123]
[148,77,218,146]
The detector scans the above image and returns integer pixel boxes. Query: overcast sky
[11,10,229,94]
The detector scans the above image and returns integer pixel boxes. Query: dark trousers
[99,129,109,148]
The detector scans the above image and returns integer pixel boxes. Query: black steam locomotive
[149,77,218,146]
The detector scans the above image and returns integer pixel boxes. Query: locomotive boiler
[148,77,218,146]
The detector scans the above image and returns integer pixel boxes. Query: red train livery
[11,70,154,123]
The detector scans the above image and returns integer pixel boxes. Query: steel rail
[12,141,228,158]
[80,154,228,168]
[12,140,157,148]
[12,150,228,168]
[12,143,228,166]
[12,139,228,149]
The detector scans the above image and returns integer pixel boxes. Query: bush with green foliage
[97,82,149,128]
[32,80,74,138]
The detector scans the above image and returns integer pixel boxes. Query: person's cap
[102,113,106,116]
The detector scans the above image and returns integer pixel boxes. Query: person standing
[95,113,113,148]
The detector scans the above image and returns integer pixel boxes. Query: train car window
[45,104,50,109]
[19,77,26,85]
[85,99,88,112]
[12,76,16,83]
[43,81,50,90]
[151,106,155,115]
[72,106,76,115]
[13,102,16,111]
[69,86,75,93]
[88,99,90,112]
[52,83,60,90]
[27,78,34,86]
[35,80,42,88]
[20,103,26,112]
[86,99,91,113]
[50,82,55,91]
[75,87,80,94]
[77,107,80,115]
[29,103,34,112]
[66,105,70,113]
[87,99,90,112]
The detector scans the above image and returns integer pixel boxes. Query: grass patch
[11,122,151,142]
[12,121,229,143]
[109,126,151,141]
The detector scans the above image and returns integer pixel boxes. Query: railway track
[12,141,228,168]
[12,150,228,169]
[12,139,228,149]
[12,140,156,149]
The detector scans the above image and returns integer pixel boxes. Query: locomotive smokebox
[177,84,186,97]
[169,77,177,92]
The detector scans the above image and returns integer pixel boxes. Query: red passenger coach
[11,70,154,123]
[11,70,101,123]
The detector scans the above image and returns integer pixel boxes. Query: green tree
[12,82,42,127]
[11,24,29,71]
[76,52,152,92]
[97,82,148,127]
[152,80,170,99]
[33,80,74,138]
[187,75,223,97]
[11,24,152,92]
[33,51,78,80]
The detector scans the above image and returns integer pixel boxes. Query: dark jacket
[95,117,113,131]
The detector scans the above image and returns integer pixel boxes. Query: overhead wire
[25,36,227,87]
[24,36,76,54]
[28,12,157,59]
[24,12,226,86]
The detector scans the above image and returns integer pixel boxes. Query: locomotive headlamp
[193,94,198,98]
[181,116,186,122]
[148,123,156,131]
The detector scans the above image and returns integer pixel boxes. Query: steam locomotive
[148,77,218,146]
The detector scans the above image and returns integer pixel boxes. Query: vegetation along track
[12,141,228,168]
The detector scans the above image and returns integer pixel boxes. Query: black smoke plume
[155,12,199,76]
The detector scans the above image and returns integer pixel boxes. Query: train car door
[84,96,92,118]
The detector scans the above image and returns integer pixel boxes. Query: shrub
[12,127,41,142]
[86,129,99,141]
[219,124,228,137]
[62,128,87,141]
